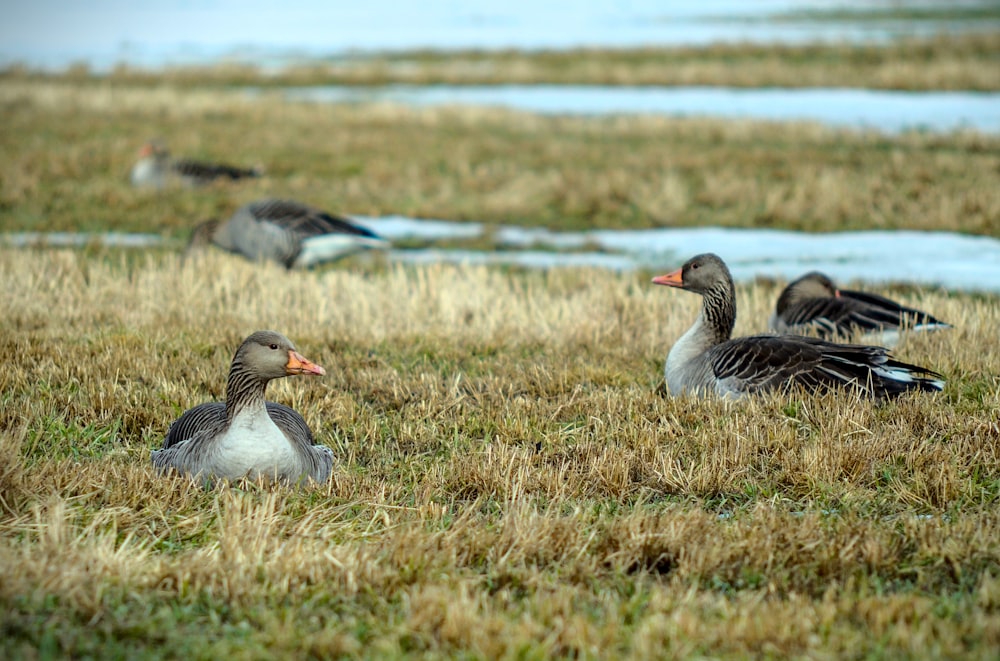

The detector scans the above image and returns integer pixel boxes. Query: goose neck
[225,359,268,422]
[701,283,736,343]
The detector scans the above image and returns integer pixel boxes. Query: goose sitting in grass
[152,330,333,485]
[770,271,951,347]
[184,198,388,269]
[130,140,262,189]
[652,253,945,399]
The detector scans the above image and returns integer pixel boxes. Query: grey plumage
[653,253,945,399]
[152,330,333,485]
[162,401,314,450]
[185,198,388,269]
[770,271,951,345]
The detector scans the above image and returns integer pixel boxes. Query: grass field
[1,81,998,238]
[1,48,999,657]
[1,249,998,659]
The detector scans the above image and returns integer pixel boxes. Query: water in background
[5,2,997,290]
[3,1,997,70]
[6,222,1000,294]
[276,85,1000,134]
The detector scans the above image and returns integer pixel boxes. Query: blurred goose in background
[130,140,262,189]
[185,198,388,269]
[152,330,333,485]
[652,253,944,399]
[770,271,951,347]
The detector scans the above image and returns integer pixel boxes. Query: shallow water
[6,223,1000,294]
[3,1,996,70]
[3,232,165,249]
[277,85,1000,134]
[367,219,1000,291]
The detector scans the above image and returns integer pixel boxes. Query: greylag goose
[770,271,951,347]
[152,330,333,485]
[652,253,945,399]
[185,198,388,269]
[130,141,262,189]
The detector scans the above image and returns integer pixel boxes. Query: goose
[152,330,333,485]
[184,198,388,269]
[770,271,951,347]
[652,253,945,399]
[130,140,262,189]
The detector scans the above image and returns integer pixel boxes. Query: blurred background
[2,1,999,288]
[4,1,999,69]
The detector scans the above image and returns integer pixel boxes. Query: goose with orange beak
[652,253,944,399]
[152,330,333,485]
[130,140,262,189]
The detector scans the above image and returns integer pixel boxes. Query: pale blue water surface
[7,223,1000,293]
[276,85,1000,133]
[3,1,997,70]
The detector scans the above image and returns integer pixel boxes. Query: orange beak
[139,143,154,157]
[834,290,842,298]
[285,350,326,376]
[651,268,684,288]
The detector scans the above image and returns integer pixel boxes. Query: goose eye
[269,343,279,350]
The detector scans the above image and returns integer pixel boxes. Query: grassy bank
[1,249,998,658]
[6,33,1000,91]
[767,3,1000,24]
[1,81,998,237]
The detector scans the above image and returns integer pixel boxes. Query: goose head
[236,331,326,380]
[780,271,839,306]
[651,252,732,295]
[137,140,170,162]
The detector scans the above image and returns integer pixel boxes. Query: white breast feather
[294,234,386,268]
[211,406,296,480]
[665,314,711,396]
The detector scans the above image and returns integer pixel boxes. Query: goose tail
[873,359,946,394]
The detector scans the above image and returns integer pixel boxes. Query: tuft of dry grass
[1,249,998,658]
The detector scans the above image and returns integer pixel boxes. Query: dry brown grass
[1,249,998,658]
[8,33,1000,91]
[1,80,999,238]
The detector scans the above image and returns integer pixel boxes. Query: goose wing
[247,199,381,240]
[709,335,943,398]
[264,403,331,483]
[782,296,916,338]
[840,289,950,329]
[151,426,213,475]
[709,334,841,393]
[304,445,335,484]
[162,401,313,450]
[162,402,226,449]
[778,297,853,337]
[172,159,260,182]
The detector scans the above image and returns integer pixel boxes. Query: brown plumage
[652,253,945,399]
